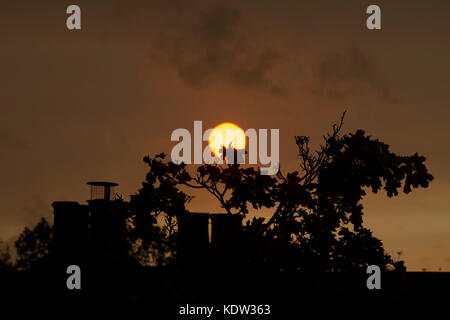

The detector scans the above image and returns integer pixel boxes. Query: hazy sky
[1,0,449,271]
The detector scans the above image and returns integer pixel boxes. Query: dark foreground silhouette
[0,114,445,315]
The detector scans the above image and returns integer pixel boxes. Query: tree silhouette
[130,113,433,271]
[0,241,13,272]
[14,218,52,270]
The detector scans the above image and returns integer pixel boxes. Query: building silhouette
[51,181,245,271]
[177,212,244,269]
[52,182,127,267]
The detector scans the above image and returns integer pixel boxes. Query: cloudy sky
[1,0,449,270]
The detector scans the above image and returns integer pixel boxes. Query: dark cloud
[311,47,393,101]
[156,6,282,92]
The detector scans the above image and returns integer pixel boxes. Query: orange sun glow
[208,123,246,157]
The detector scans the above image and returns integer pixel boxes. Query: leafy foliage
[129,113,433,271]
[14,218,52,270]
[0,241,13,271]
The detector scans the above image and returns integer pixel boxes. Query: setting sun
[208,123,246,156]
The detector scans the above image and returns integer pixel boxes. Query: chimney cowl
[87,181,118,201]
